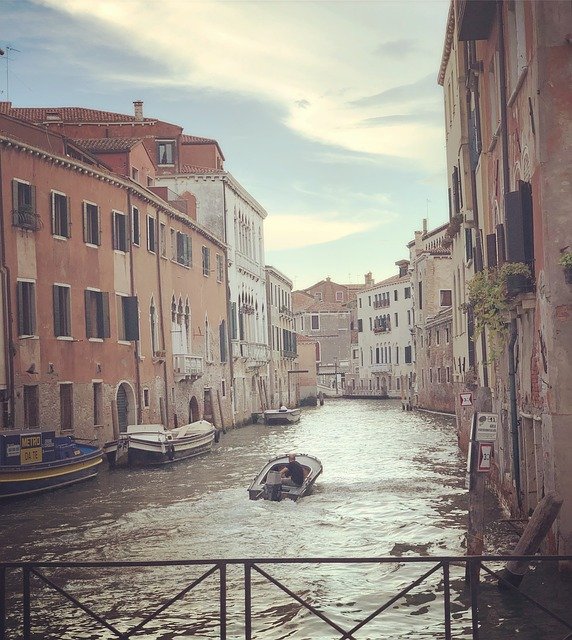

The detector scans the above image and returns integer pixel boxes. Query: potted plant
[559,252,572,284]
[467,262,532,361]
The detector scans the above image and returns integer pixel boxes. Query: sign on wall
[477,442,493,472]
[475,413,498,441]
[459,392,473,406]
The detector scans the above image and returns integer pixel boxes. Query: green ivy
[559,252,572,268]
[467,262,531,361]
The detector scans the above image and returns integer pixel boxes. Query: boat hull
[105,422,215,467]
[0,432,103,499]
[264,408,301,425]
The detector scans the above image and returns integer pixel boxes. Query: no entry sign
[460,392,473,406]
[477,442,493,472]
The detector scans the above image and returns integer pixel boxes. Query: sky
[2,0,450,290]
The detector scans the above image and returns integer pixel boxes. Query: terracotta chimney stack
[133,100,144,121]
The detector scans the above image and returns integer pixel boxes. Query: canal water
[1,399,570,639]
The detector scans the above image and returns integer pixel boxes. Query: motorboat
[248,453,322,501]
[0,430,103,499]
[264,406,301,425]
[103,420,216,467]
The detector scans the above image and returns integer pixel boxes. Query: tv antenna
[0,45,21,101]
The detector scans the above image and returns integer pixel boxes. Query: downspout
[222,180,235,426]
[127,190,142,424]
[155,213,170,427]
[498,0,522,509]
[0,150,15,424]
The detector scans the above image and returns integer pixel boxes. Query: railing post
[219,562,227,640]
[244,562,252,640]
[469,557,480,640]
[23,566,31,640]
[0,566,5,640]
[443,561,452,640]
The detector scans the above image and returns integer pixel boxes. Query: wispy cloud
[30,0,447,170]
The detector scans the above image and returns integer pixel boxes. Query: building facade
[440,0,572,555]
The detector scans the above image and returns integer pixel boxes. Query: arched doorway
[189,396,200,423]
[116,382,136,433]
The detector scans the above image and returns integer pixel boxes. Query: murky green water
[1,399,570,639]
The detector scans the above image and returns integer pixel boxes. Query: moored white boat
[104,420,215,467]
[264,407,301,425]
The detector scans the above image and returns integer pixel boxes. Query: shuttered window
[51,191,71,238]
[112,211,129,252]
[17,281,36,336]
[116,295,139,341]
[84,290,110,339]
[505,181,534,268]
[12,180,38,230]
[83,202,100,245]
[53,285,71,337]
[486,233,498,268]
[219,320,227,362]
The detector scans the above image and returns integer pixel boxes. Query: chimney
[422,218,427,235]
[364,272,374,286]
[133,100,144,121]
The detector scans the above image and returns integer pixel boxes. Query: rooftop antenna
[1,45,21,101]
[426,198,431,228]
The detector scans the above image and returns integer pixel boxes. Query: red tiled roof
[181,164,225,175]
[72,137,143,153]
[1,105,156,124]
[181,134,217,145]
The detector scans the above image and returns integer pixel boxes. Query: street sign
[477,442,493,472]
[476,413,498,441]
[460,392,473,407]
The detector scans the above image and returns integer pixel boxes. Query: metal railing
[1,555,571,640]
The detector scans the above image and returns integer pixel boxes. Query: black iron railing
[1,555,571,640]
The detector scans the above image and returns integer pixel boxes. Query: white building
[156,169,269,426]
[354,262,414,401]
[265,266,296,408]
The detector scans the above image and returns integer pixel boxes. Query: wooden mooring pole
[499,491,563,588]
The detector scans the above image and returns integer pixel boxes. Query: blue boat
[0,430,103,499]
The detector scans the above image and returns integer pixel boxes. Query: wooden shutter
[50,192,56,234]
[496,223,506,265]
[452,166,460,214]
[12,179,19,211]
[486,233,497,268]
[97,207,102,246]
[17,282,24,335]
[475,230,484,272]
[504,189,526,263]
[66,196,71,237]
[53,285,61,336]
[101,292,111,338]
[111,212,117,249]
[82,203,89,243]
[84,290,93,338]
[123,296,139,341]
[230,302,237,340]
[520,181,534,267]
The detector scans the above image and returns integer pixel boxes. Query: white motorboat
[103,420,215,467]
[264,407,301,425]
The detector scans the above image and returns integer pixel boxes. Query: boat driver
[280,453,305,487]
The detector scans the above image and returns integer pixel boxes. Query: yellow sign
[20,447,42,465]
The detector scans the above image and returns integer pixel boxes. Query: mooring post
[499,491,563,588]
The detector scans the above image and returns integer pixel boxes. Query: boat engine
[263,470,282,501]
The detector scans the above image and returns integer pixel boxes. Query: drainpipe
[0,150,15,425]
[498,0,522,509]
[127,190,142,424]
[155,213,170,427]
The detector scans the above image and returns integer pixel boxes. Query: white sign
[477,443,493,472]
[460,392,473,407]
[476,413,498,441]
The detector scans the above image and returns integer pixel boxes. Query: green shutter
[53,285,61,337]
[123,296,140,341]
[101,292,111,339]
[84,290,92,338]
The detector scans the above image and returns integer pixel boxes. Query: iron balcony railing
[1,554,571,640]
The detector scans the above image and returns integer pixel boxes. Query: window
[17,280,36,336]
[159,223,167,257]
[394,290,398,301]
[143,388,150,408]
[335,291,343,301]
[221,380,226,397]
[84,289,110,339]
[404,287,411,299]
[359,299,362,308]
[394,312,398,327]
[147,216,156,253]
[12,179,38,230]
[93,382,103,426]
[368,296,371,307]
[395,346,399,364]
[429,368,433,383]
[131,167,139,182]
[53,284,71,337]
[311,314,319,330]
[23,385,39,427]
[437,368,442,383]
[315,341,321,362]
[404,345,412,364]
[149,299,159,353]
[112,211,128,251]
[147,176,153,187]
[314,292,323,301]
[407,310,411,325]
[175,231,191,267]
[357,318,363,332]
[60,383,73,431]
[418,282,423,309]
[446,367,451,383]
[216,254,224,283]
[51,191,71,238]
[446,327,450,343]
[83,202,100,245]
[202,246,210,276]
[157,140,175,165]
[436,330,440,345]
[440,290,452,306]
[132,207,140,246]
[116,295,140,341]
[219,320,227,362]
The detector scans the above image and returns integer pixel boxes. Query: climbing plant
[467,262,532,361]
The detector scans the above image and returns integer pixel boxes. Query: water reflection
[1,399,570,639]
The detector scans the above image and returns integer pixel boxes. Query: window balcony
[280,349,297,359]
[232,341,269,367]
[279,305,293,318]
[373,325,391,334]
[371,363,392,373]
[373,300,390,309]
[12,207,42,231]
[173,354,204,381]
